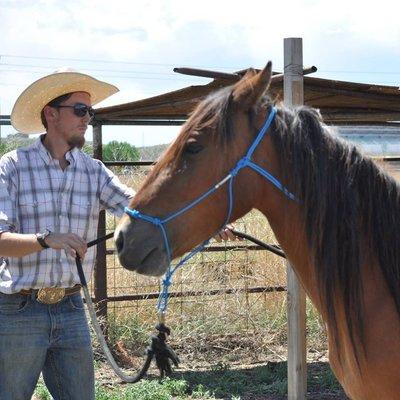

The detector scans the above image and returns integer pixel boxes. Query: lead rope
[76,232,178,383]
[76,230,286,383]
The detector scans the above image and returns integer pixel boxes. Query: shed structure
[93,69,400,126]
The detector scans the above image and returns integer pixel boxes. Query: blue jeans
[0,292,94,400]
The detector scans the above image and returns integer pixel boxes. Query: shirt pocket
[18,195,54,230]
[70,198,96,235]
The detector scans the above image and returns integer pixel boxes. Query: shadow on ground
[174,361,349,400]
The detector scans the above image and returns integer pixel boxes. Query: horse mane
[148,84,400,361]
[271,104,400,360]
[198,85,400,360]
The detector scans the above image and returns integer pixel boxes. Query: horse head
[115,62,278,276]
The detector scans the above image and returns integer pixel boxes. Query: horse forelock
[271,105,400,362]
[146,87,236,185]
[149,85,275,184]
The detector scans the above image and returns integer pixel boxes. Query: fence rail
[105,285,287,303]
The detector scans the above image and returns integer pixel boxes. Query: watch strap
[36,230,51,249]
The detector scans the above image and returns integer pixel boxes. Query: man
[0,68,136,399]
[0,69,236,399]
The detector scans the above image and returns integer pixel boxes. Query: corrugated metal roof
[94,69,400,125]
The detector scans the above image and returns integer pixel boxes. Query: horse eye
[185,142,204,154]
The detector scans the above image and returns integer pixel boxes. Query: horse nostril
[115,231,124,254]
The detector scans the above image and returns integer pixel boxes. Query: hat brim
[11,71,119,134]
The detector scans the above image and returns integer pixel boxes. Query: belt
[19,285,82,304]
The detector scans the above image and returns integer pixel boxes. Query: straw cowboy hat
[11,67,119,134]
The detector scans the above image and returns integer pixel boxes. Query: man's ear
[43,105,56,122]
[231,61,272,111]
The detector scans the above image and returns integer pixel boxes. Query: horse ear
[232,61,272,110]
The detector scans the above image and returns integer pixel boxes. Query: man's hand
[45,232,87,259]
[213,224,241,243]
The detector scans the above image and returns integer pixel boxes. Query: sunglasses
[54,103,95,119]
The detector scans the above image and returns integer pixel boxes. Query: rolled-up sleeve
[0,156,18,233]
[98,163,136,217]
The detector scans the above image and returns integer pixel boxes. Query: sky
[0,0,400,147]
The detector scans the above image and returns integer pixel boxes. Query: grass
[33,377,221,399]
[33,361,345,399]
[94,379,188,400]
[107,314,149,351]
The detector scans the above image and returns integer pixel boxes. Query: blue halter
[124,106,295,314]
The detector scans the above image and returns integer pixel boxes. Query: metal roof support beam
[173,65,317,81]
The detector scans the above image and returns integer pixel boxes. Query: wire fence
[92,159,400,368]
[92,165,296,368]
[0,134,394,368]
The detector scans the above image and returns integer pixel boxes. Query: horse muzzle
[115,219,169,276]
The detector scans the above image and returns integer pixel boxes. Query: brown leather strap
[19,284,82,297]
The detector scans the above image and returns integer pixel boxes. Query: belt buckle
[37,287,66,304]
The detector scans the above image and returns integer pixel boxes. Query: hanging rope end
[149,322,180,378]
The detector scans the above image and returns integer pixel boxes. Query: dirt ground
[94,346,349,399]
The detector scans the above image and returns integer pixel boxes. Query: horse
[115,62,400,399]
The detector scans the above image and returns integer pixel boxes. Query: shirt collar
[35,135,79,166]
[66,147,79,163]
[35,135,52,165]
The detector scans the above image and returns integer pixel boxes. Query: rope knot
[162,276,172,288]
[124,207,139,218]
[153,217,162,226]
[231,157,249,176]
[149,322,180,378]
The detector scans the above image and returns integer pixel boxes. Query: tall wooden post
[92,122,108,329]
[284,37,307,399]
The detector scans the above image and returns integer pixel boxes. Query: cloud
[1,0,399,120]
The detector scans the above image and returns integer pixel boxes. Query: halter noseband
[124,106,295,314]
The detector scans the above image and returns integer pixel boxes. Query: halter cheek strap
[124,106,295,314]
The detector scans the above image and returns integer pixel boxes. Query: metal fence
[91,156,400,363]
[91,164,292,364]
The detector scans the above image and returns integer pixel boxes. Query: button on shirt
[0,136,135,293]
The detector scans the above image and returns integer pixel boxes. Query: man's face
[52,92,92,149]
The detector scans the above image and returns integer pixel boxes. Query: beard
[67,134,85,149]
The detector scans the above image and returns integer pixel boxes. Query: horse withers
[115,62,400,399]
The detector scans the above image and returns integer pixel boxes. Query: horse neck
[257,190,319,302]
[251,136,323,310]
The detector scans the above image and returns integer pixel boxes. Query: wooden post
[92,122,108,330]
[284,37,307,399]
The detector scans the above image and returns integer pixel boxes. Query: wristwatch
[36,229,51,249]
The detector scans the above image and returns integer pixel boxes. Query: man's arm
[0,232,43,257]
[98,162,135,216]
[0,231,87,259]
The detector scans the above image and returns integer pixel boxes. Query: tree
[81,142,93,156]
[0,134,35,157]
[102,141,140,162]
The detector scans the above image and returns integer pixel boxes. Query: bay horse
[115,62,400,399]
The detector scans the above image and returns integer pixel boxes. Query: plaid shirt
[0,136,135,293]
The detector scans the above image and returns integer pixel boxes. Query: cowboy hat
[11,67,119,134]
